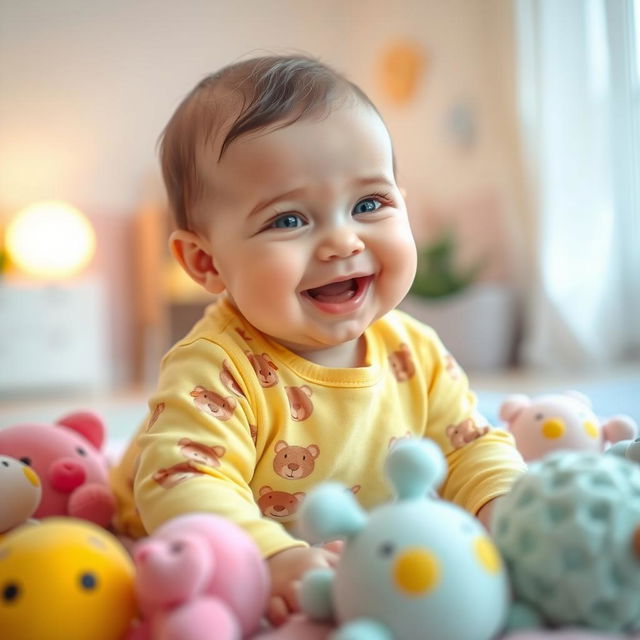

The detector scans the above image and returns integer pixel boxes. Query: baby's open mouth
[304,277,360,303]
[301,275,374,313]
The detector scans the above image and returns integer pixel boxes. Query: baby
[111,54,526,625]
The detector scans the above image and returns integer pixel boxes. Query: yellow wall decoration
[379,41,427,105]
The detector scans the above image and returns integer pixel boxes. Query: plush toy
[0,517,137,640]
[606,436,640,463]
[127,512,269,640]
[297,438,510,640]
[499,391,637,462]
[0,454,41,535]
[0,411,116,527]
[492,450,640,632]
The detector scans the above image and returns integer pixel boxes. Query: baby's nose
[316,228,364,261]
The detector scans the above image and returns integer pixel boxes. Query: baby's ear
[169,229,225,294]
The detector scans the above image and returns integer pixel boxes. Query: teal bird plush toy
[298,438,510,640]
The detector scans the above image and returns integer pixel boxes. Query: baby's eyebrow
[350,175,396,189]
[247,187,307,218]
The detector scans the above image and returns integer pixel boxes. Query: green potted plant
[410,229,484,300]
[400,228,515,371]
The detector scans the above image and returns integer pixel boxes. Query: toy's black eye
[2,582,20,602]
[535,413,544,420]
[1,460,8,467]
[379,542,394,557]
[76,447,87,456]
[79,572,97,590]
[170,541,184,554]
[19,457,31,466]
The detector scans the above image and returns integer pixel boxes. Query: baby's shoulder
[161,302,265,368]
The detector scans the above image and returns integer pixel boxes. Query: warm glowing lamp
[5,201,96,279]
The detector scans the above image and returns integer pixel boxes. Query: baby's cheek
[380,233,417,299]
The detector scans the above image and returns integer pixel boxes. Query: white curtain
[516,0,640,370]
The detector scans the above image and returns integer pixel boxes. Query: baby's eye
[353,198,382,215]
[271,213,305,229]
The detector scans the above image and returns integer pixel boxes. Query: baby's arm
[133,340,312,573]
[476,496,502,530]
[419,333,526,517]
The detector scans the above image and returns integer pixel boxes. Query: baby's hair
[159,55,383,230]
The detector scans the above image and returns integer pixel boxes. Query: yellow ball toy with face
[0,517,137,640]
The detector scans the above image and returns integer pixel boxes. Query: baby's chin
[272,330,367,365]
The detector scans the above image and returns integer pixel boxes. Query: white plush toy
[0,454,42,535]
[500,391,637,462]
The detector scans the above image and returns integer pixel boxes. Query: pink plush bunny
[0,411,116,528]
[127,513,269,640]
[500,391,637,462]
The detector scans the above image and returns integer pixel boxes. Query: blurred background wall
[0,0,636,399]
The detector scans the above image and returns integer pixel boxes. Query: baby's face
[198,102,417,359]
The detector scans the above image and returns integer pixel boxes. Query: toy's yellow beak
[393,547,440,595]
[474,536,502,574]
[22,466,40,487]
[583,421,599,439]
[542,418,565,439]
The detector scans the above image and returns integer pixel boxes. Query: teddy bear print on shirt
[388,431,412,450]
[145,402,165,432]
[246,352,279,387]
[285,385,314,421]
[190,386,237,420]
[152,438,226,488]
[219,360,245,397]
[273,440,320,479]
[446,418,489,449]
[153,462,203,489]
[177,438,226,467]
[257,486,305,522]
[389,343,415,381]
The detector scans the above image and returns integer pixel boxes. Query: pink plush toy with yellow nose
[0,412,115,528]
[500,391,637,462]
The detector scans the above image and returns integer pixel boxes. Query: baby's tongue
[307,279,355,303]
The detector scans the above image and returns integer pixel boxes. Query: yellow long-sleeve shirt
[110,298,525,557]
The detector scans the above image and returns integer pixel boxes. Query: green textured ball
[492,451,640,632]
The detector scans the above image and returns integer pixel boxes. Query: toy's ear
[56,411,106,450]
[564,390,591,407]
[602,415,638,444]
[385,438,446,500]
[298,483,366,544]
[499,394,531,423]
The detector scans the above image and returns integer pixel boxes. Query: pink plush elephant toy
[127,513,269,640]
[500,391,637,462]
[0,411,116,528]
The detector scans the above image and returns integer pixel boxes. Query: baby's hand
[266,542,342,626]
